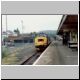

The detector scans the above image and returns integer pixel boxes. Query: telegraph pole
[21,20,23,34]
[21,20,24,43]
[6,15,8,47]
[6,15,7,37]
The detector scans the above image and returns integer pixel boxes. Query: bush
[2,48,9,58]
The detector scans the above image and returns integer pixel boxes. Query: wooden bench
[68,41,78,48]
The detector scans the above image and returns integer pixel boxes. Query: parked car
[6,41,15,47]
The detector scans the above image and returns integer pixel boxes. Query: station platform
[33,40,78,65]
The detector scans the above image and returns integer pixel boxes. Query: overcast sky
[2,15,63,33]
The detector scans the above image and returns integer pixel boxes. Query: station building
[57,15,78,48]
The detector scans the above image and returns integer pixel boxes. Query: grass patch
[2,45,28,65]
[2,52,19,65]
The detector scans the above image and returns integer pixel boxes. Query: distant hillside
[38,30,57,37]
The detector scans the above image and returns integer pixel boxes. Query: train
[34,33,51,50]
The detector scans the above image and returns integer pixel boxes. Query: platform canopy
[57,15,78,35]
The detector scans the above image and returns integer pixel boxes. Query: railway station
[33,15,78,65]
[2,15,78,65]
[1,1,78,65]
[1,1,79,80]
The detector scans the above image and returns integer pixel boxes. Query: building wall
[70,31,78,42]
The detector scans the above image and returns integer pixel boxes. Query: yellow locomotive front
[34,36,48,50]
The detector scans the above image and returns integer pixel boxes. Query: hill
[38,30,57,37]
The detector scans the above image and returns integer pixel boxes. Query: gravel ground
[2,43,37,65]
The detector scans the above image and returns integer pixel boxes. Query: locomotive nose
[38,39,44,42]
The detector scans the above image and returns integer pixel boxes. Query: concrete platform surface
[34,40,78,65]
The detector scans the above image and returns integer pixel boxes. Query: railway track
[21,51,42,65]
[21,43,51,65]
